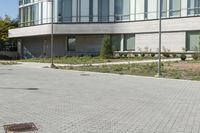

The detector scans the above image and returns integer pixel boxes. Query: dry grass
[59,60,200,81]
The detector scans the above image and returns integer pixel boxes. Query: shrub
[180,54,186,61]
[151,53,156,57]
[162,46,171,58]
[172,53,177,58]
[119,53,123,57]
[163,53,170,58]
[100,36,113,59]
[134,54,138,57]
[127,54,134,58]
[123,53,128,58]
[141,53,145,57]
[192,53,199,60]
[0,54,13,60]
[114,53,120,58]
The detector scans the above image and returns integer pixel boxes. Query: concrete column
[167,0,170,18]
[120,34,124,51]
[17,39,24,59]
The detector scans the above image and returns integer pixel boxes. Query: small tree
[0,15,18,43]
[100,36,113,59]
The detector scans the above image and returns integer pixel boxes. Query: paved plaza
[0,64,200,133]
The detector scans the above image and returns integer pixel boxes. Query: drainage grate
[26,88,39,91]
[80,74,90,76]
[4,122,38,133]
[0,87,39,90]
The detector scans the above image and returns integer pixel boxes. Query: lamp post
[156,0,162,77]
[51,0,55,68]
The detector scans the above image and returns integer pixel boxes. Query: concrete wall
[19,32,187,58]
[135,32,186,52]
[9,17,200,38]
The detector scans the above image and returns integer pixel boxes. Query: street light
[156,0,162,77]
[51,0,55,68]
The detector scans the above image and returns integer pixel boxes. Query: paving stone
[0,64,200,133]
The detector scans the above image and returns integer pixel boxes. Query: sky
[0,0,18,19]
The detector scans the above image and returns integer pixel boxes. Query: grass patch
[0,61,17,65]
[163,60,200,80]
[19,56,104,64]
[59,63,159,76]
[59,60,200,81]
[18,56,172,65]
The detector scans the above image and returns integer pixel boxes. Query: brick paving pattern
[0,64,200,133]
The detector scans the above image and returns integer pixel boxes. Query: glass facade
[68,37,76,51]
[124,34,135,51]
[187,31,200,51]
[114,0,130,21]
[188,0,200,15]
[89,0,93,22]
[111,35,121,51]
[98,0,109,22]
[111,34,135,51]
[169,0,181,17]
[144,0,148,19]
[160,0,167,17]
[18,0,200,27]
[62,0,72,23]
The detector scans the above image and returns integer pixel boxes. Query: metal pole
[157,0,162,77]
[51,0,55,68]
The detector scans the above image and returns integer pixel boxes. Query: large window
[188,0,200,15]
[111,35,121,51]
[19,0,23,5]
[111,34,135,51]
[144,0,157,19]
[58,0,62,22]
[58,0,72,22]
[63,0,72,22]
[19,0,200,26]
[124,34,135,51]
[98,0,109,22]
[68,37,76,51]
[144,0,148,19]
[114,0,130,21]
[187,31,200,51]
[80,0,90,22]
[89,0,93,22]
[24,0,31,4]
[169,0,181,17]
[19,4,36,27]
[33,3,39,25]
[161,0,167,17]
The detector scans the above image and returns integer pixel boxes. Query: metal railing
[18,8,200,27]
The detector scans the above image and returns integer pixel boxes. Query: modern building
[9,0,200,58]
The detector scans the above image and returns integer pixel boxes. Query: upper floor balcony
[18,0,200,27]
